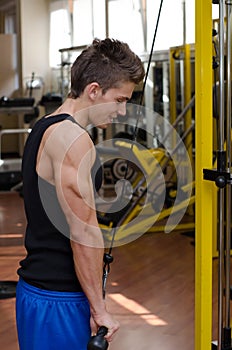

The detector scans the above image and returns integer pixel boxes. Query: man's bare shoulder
[43,119,93,160]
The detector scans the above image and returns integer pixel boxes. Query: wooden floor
[0,191,221,350]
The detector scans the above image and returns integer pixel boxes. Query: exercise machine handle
[87,326,109,350]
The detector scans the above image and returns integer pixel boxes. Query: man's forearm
[70,240,106,314]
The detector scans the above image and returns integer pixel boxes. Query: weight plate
[0,281,17,299]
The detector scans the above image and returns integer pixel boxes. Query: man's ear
[86,82,101,101]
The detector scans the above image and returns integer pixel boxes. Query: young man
[16,38,145,350]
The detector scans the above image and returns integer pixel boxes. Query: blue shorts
[16,278,91,350]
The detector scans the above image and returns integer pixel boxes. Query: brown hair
[68,38,145,98]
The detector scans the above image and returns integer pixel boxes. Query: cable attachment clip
[203,151,232,188]
[102,253,114,299]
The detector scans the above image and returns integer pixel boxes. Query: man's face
[92,81,135,128]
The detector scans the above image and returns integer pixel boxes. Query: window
[108,0,144,53]
[72,0,106,46]
[49,1,71,67]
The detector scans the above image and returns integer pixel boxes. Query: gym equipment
[0,128,31,190]
[0,281,17,299]
[87,326,108,350]
[97,0,194,299]
[98,136,194,243]
[0,95,35,108]
[39,93,62,115]
[0,73,40,188]
[203,1,232,349]
[59,45,87,98]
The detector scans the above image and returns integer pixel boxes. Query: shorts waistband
[18,278,87,302]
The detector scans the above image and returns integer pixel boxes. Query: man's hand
[90,311,120,343]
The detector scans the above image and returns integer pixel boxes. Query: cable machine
[196,0,232,349]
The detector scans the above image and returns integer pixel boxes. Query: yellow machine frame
[195,1,215,350]
[98,139,194,243]
[98,41,196,238]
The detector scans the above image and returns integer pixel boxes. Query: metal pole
[218,189,225,350]
[225,0,232,344]
[218,2,225,349]
[219,1,225,153]
[182,0,186,45]
[226,6,232,169]
[105,0,109,38]
[139,0,147,52]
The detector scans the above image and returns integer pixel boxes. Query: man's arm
[52,129,119,341]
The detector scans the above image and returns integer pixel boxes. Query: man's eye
[116,99,124,104]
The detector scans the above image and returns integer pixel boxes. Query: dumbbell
[87,326,109,350]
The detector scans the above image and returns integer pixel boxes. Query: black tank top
[17,114,102,291]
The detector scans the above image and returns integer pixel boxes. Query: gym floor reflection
[0,190,219,350]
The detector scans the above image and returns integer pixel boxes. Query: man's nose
[117,102,127,116]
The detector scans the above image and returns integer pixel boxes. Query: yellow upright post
[195,0,214,350]
[184,44,192,164]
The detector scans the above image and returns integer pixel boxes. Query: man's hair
[68,38,145,98]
